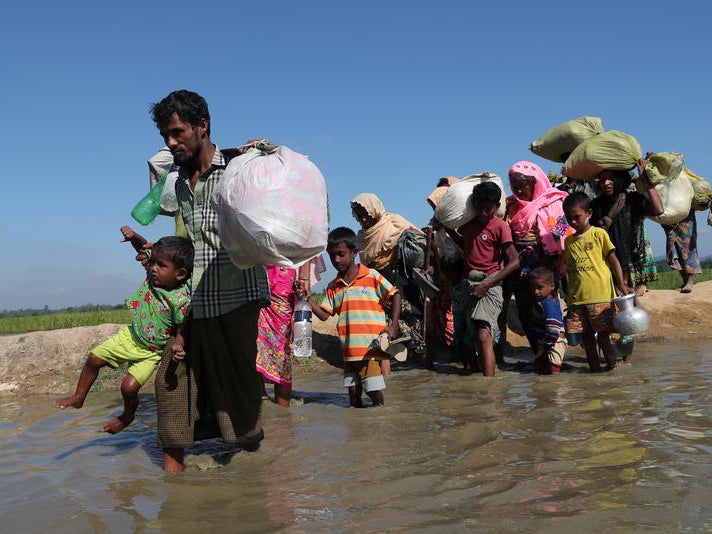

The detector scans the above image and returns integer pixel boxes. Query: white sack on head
[433,172,505,230]
[213,145,329,269]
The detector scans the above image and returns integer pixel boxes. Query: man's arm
[171,322,189,362]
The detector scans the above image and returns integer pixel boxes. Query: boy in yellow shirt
[562,192,633,371]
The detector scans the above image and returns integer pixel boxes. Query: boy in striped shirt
[309,227,401,407]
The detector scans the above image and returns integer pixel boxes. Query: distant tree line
[0,303,124,318]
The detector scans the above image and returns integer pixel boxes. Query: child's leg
[348,385,363,408]
[597,333,616,369]
[101,374,141,434]
[163,447,185,473]
[273,383,292,408]
[379,358,391,379]
[582,333,601,372]
[476,327,495,377]
[56,353,107,409]
[366,389,384,406]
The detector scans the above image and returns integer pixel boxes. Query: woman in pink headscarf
[503,161,571,353]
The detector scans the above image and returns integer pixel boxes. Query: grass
[0,309,131,334]
[648,268,712,290]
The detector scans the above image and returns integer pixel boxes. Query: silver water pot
[612,293,649,335]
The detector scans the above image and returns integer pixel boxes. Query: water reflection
[0,344,711,530]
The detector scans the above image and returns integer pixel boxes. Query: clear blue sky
[2,1,711,310]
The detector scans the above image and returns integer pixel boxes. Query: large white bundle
[638,170,694,225]
[213,145,329,269]
[434,172,505,230]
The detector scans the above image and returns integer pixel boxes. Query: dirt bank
[1,282,711,395]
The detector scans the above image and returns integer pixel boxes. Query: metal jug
[612,293,649,336]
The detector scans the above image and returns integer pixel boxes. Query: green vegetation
[0,309,130,334]
[648,268,712,290]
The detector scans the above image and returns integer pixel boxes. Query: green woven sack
[645,152,684,185]
[563,130,642,181]
[530,116,604,163]
[682,167,712,211]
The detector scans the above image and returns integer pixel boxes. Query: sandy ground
[1,281,711,395]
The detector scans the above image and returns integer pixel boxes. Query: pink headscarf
[507,161,570,255]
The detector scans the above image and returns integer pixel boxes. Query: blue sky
[2,1,711,310]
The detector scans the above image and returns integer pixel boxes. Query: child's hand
[171,342,186,362]
[294,278,311,300]
[382,324,398,341]
[472,280,491,299]
[120,226,136,242]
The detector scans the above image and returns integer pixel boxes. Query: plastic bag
[433,172,505,230]
[682,167,712,211]
[148,147,180,214]
[530,116,604,163]
[213,145,329,269]
[638,170,694,225]
[563,131,642,181]
[644,152,684,186]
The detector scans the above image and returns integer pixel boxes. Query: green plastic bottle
[131,172,167,226]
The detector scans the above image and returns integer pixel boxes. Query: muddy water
[1,344,712,532]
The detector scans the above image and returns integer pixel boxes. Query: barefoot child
[307,227,401,407]
[529,266,566,374]
[447,182,520,376]
[562,192,633,371]
[56,227,192,433]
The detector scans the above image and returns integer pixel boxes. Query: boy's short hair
[327,227,358,251]
[152,236,194,277]
[471,182,502,206]
[530,266,556,286]
[563,191,591,212]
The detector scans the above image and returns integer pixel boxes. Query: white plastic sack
[148,147,180,214]
[638,170,694,225]
[213,145,329,269]
[433,172,505,230]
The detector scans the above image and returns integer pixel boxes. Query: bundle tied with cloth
[529,116,604,163]
[636,151,712,225]
[212,141,329,269]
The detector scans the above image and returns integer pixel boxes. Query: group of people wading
[57,89,704,472]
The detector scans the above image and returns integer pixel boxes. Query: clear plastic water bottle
[292,298,312,357]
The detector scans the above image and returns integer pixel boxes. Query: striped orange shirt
[320,264,397,362]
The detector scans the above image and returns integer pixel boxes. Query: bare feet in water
[101,415,134,434]
[56,395,84,410]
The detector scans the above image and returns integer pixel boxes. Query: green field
[0,309,131,334]
[647,268,712,290]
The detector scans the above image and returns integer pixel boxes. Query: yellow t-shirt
[564,226,616,305]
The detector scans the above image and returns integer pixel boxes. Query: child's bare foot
[101,414,134,434]
[681,282,693,294]
[636,284,647,297]
[56,395,84,410]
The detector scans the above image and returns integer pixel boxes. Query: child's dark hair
[327,227,358,251]
[562,191,591,212]
[471,182,502,207]
[152,236,194,277]
[530,266,556,286]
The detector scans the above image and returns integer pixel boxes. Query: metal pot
[612,293,650,335]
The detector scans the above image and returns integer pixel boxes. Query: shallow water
[2,344,712,532]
